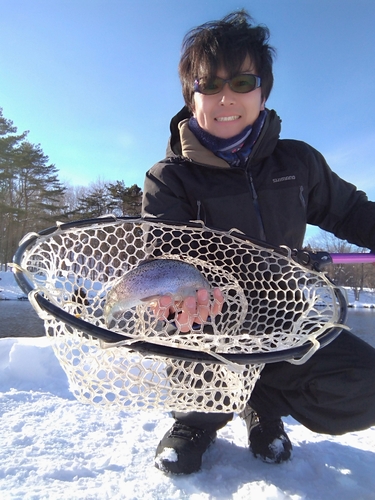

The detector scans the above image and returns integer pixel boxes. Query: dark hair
[179,10,276,111]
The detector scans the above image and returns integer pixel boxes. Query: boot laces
[168,423,209,444]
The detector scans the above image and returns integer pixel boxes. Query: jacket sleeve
[142,161,197,222]
[305,146,375,252]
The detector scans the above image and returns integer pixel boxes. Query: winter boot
[240,405,292,463]
[154,421,216,474]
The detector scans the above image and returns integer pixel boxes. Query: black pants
[173,331,375,435]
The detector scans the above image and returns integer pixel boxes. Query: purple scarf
[188,110,267,167]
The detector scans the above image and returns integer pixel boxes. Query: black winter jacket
[142,107,375,252]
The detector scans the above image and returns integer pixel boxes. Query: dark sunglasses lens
[197,77,224,95]
[196,75,258,94]
[230,75,257,93]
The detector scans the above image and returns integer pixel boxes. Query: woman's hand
[152,288,224,333]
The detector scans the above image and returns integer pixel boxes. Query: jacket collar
[166,106,281,167]
[179,119,229,168]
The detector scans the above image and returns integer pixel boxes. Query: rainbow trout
[104,259,210,325]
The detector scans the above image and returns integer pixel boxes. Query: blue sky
[1,0,375,239]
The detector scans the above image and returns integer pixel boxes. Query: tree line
[0,108,142,267]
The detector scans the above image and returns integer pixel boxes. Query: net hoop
[12,216,347,413]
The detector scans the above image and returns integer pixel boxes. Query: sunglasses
[194,74,262,95]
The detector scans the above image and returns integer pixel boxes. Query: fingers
[151,288,224,333]
[176,296,197,333]
[177,292,211,332]
[212,287,224,316]
[197,289,210,323]
[151,295,174,320]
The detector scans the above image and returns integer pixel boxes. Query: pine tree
[72,180,142,219]
[107,181,142,216]
[15,141,66,232]
[74,179,113,218]
[0,109,28,265]
[0,109,66,266]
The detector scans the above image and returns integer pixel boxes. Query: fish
[104,259,211,326]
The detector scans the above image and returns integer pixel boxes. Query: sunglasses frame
[194,74,262,95]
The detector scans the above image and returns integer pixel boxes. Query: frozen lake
[0,299,45,337]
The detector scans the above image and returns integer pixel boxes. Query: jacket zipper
[179,155,266,237]
[197,171,267,239]
[247,170,267,241]
[196,200,202,221]
[299,185,306,208]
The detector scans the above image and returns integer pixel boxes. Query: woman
[142,10,375,475]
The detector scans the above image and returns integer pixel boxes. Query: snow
[1,270,375,499]
[0,269,28,301]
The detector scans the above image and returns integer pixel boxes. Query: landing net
[13,217,346,413]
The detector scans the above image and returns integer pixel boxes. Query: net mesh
[17,218,344,413]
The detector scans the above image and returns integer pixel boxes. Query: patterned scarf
[188,110,267,168]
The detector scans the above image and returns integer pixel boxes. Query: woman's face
[192,57,265,139]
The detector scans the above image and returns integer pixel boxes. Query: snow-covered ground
[0,269,26,301]
[1,269,375,499]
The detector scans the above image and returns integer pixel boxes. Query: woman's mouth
[215,115,240,122]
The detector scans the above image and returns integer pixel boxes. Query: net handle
[293,249,375,270]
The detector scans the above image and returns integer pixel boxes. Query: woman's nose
[219,84,236,105]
